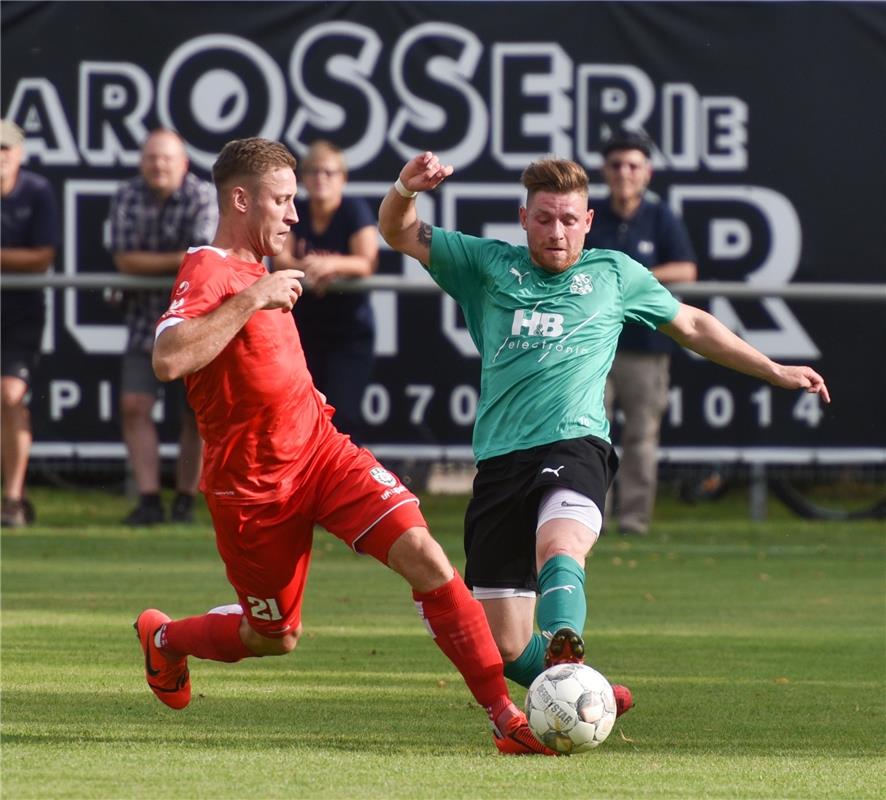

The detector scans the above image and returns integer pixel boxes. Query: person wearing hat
[0,119,59,527]
[586,128,698,535]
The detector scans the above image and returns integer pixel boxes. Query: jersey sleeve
[620,254,680,329]
[156,253,231,335]
[427,228,491,303]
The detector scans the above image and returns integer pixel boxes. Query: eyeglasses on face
[303,168,343,178]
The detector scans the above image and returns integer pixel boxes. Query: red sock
[162,611,254,663]
[413,573,511,720]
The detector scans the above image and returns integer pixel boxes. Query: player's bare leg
[1,375,32,527]
[171,403,202,523]
[120,391,164,525]
[134,604,272,709]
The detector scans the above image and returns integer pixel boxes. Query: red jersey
[156,246,331,504]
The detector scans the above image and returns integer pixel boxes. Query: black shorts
[463,435,618,592]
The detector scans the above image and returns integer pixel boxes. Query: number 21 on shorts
[247,595,283,621]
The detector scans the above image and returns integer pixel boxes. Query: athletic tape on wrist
[394,177,418,198]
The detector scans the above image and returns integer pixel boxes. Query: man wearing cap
[586,128,698,535]
[0,119,59,527]
[107,128,217,526]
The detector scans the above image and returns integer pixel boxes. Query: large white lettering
[79,62,152,166]
[63,180,127,354]
[671,185,818,358]
[287,21,387,170]
[4,78,79,165]
[157,34,287,171]
[389,22,487,167]
[491,43,572,167]
[5,28,750,172]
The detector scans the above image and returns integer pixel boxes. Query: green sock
[536,554,587,639]
[503,633,546,688]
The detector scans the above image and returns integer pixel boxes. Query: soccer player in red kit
[134,137,553,755]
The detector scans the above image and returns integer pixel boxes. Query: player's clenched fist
[251,269,305,311]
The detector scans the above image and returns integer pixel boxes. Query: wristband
[394,177,418,199]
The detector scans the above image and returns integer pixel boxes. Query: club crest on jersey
[570,274,593,295]
[369,466,398,487]
[175,280,190,296]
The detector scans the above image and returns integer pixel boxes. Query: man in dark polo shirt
[586,128,698,534]
[0,119,59,527]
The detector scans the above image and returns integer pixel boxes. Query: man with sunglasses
[586,128,698,536]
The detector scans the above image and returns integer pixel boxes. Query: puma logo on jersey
[509,267,529,285]
[541,465,565,476]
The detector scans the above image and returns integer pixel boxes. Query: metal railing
[4,271,885,518]
[3,272,886,302]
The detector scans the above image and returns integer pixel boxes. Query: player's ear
[519,206,528,230]
[231,185,249,213]
[585,208,594,233]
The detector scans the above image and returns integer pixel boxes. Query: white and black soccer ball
[524,663,617,754]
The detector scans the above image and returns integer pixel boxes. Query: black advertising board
[2,2,884,461]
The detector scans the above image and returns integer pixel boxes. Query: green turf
[2,487,884,799]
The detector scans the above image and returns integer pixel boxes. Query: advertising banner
[3,1,885,460]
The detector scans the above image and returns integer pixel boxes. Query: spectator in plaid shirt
[107,129,217,525]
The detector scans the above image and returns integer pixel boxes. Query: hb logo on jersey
[511,309,565,337]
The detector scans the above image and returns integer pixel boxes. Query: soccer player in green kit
[379,152,830,714]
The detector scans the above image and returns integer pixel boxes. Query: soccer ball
[524,663,617,754]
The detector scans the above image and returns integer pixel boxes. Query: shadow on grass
[4,679,881,758]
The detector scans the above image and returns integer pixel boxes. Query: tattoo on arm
[416,222,433,270]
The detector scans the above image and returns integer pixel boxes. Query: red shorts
[206,430,427,637]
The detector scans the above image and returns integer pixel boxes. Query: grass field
[2,486,884,799]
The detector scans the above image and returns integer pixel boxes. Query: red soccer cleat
[492,701,558,756]
[612,683,634,717]
[134,608,191,710]
[544,627,586,668]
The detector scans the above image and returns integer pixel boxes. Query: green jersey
[428,228,680,462]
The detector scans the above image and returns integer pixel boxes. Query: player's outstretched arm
[378,152,454,266]
[153,269,304,381]
[661,303,831,403]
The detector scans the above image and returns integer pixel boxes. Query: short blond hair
[212,138,296,202]
[521,159,589,203]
